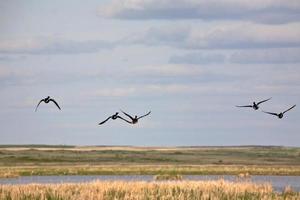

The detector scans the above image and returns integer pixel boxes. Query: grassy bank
[1,180,299,200]
[1,145,300,166]
[1,165,300,178]
[1,145,300,177]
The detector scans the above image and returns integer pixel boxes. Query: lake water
[0,175,299,192]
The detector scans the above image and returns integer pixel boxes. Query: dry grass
[0,171,19,178]
[1,180,299,200]
[154,174,183,181]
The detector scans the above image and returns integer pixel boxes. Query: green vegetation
[0,145,300,177]
[1,145,300,166]
[1,165,300,178]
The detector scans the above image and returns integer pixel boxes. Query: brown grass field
[1,180,299,200]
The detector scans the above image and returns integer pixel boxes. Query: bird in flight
[98,112,128,125]
[262,105,296,119]
[119,110,151,124]
[35,96,61,112]
[236,98,271,110]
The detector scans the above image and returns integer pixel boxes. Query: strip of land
[1,180,299,199]
[1,145,300,177]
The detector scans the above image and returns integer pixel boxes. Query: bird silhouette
[262,105,296,119]
[98,112,129,125]
[236,98,271,110]
[35,96,61,112]
[119,110,151,124]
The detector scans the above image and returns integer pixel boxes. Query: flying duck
[35,96,61,112]
[236,98,271,110]
[98,112,128,125]
[262,105,296,119]
[120,110,151,124]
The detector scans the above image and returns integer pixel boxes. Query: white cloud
[0,65,33,80]
[230,48,300,64]
[169,48,300,65]
[99,0,300,24]
[0,37,113,55]
[2,22,299,56]
[127,23,300,49]
[86,83,245,99]
[129,64,203,76]
[91,87,137,97]
[0,55,26,62]
[86,84,188,98]
[169,53,225,64]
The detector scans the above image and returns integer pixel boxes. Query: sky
[0,0,299,146]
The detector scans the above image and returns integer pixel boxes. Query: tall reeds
[1,180,299,200]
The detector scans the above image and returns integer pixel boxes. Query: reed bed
[154,174,183,181]
[1,180,299,200]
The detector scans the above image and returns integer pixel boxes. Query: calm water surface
[0,175,299,192]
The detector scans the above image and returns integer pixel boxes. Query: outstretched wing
[236,105,252,108]
[257,97,272,105]
[262,111,278,116]
[137,111,151,120]
[99,116,112,125]
[117,116,133,124]
[120,109,134,120]
[35,99,44,112]
[49,99,61,110]
[283,105,296,114]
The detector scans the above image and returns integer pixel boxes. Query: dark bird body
[99,112,128,125]
[35,96,61,112]
[236,98,271,110]
[120,110,151,124]
[263,105,296,119]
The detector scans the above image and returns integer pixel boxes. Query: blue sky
[0,0,299,146]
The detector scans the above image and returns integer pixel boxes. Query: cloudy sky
[0,0,299,146]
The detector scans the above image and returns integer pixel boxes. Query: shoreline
[2,165,300,178]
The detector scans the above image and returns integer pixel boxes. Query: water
[0,175,299,192]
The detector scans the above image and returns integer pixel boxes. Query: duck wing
[99,116,112,125]
[35,99,45,112]
[262,111,278,116]
[236,105,252,108]
[283,105,296,114]
[120,110,134,120]
[137,111,151,120]
[117,116,133,124]
[49,99,61,110]
[257,97,272,105]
